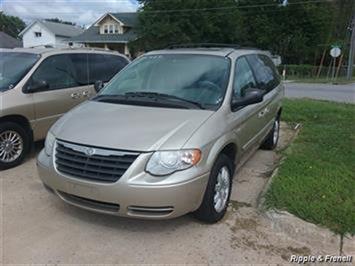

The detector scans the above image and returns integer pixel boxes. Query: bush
[277,64,355,79]
[277,64,316,78]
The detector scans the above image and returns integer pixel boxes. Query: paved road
[285,82,355,103]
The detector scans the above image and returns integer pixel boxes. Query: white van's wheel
[194,154,233,223]
[0,122,30,170]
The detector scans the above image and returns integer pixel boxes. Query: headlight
[146,149,201,176]
[44,131,56,156]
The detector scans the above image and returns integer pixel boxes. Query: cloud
[1,0,139,26]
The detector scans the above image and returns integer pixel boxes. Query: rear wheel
[194,154,233,223]
[0,122,30,170]
[261,117,280,150]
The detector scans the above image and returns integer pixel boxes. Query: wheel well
[220,143,237,165]
[0,115,33,139]
[277,107,282,119]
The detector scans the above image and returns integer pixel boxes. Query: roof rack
[166,43,241,49]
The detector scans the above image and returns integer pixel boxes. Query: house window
[104,25,108,34]
[114,25,119,34]
[109,24,114,34]
[34,32,42,37]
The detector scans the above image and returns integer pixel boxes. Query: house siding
[99,16,123,34]
[22,22,56,48]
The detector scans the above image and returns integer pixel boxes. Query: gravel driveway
[0,123,341,264]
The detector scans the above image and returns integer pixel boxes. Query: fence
[277,64,355,81]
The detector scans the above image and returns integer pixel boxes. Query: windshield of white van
[0,52,40,92]
[97,54,231,110]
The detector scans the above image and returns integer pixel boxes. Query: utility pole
[347,16,355,80]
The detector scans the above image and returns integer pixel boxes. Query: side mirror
[26,80,49,93]
[94,80,104,93]
[231,88,264,110]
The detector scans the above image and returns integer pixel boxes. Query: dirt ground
[0,123,346,264]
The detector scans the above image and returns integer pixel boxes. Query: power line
[140,0,330,14]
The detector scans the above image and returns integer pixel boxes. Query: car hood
[52,101,214,151]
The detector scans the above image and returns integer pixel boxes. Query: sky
[0,0,139,27]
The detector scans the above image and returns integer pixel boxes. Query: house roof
[19,20,84,38]
[70,26,137,43]
[0,31,22,48]
[110,12,138,27]
[70,13,138,44]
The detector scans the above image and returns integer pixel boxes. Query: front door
[29,54,92,140]
[229,56,268,153]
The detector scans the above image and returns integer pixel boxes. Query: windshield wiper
[93,94,125,102]
[124,91,206,109]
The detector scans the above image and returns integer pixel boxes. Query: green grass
[265,99,355,235]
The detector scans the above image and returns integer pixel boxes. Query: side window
[246,54,280,92]
[88,54,128,84]
[104,55,128,79]
[69,54,89,86]
[233,57,257,98]
[31,54,78,91]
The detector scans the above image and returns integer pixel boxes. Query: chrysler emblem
[85,148,96,156]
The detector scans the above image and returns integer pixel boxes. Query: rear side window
[246,54,280,92]
[31,54,78,90]
[88,54,128,83]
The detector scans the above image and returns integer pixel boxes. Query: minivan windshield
[0,52,40,92]
[97,54,231,110]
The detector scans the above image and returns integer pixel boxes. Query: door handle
[258,107,270,118]
[82,90,91,97]
[258,110,266,118]
[71,92,80,99]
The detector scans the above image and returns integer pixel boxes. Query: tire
[194,154,233,223]
[261,116,280,150]
[0,122,30,170]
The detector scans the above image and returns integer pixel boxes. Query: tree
[0,12,26,38]
[237,0,334,64]
[133,0,337,65]
[45,18,76,26]
[132,0,243,51]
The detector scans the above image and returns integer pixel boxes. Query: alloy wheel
[0,130,24,163]
[213,166,230,213]
[273,119,280,145]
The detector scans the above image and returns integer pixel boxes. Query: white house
[19,20,84,48]
[70,13,137,56]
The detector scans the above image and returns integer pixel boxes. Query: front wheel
[194,154,233,223]
[0,122,30,170]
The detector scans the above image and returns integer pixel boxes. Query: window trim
[109,24,114,34]
[230,55,259,112]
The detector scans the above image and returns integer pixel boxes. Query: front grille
[55,141,139,183]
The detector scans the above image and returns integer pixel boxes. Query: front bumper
[37,149,209,219]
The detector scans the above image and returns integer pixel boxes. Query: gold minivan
[0,48,129,169]
[38,46,284,222]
